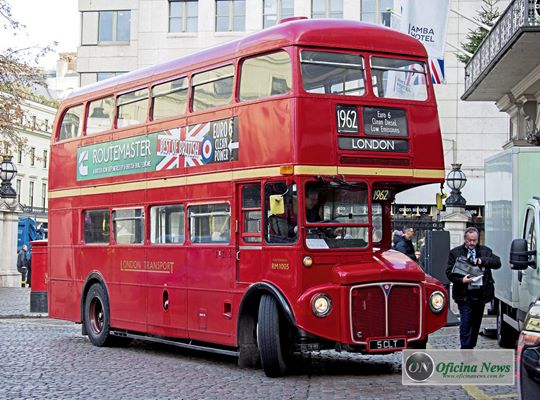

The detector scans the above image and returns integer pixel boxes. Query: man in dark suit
[17,244,31,288]
[446,227,501,349]
[394,227,417,261]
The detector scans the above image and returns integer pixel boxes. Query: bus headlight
[429,291,446,313]
[311,294,332,317]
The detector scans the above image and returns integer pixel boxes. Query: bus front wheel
[257,294,291,377]
[84,283,114,347]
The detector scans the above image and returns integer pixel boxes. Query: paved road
[0,289,518,399]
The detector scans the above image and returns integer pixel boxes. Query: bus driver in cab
[305,188,323,223]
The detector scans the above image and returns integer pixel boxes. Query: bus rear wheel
[84,283,114,347]
[257,294,291,377]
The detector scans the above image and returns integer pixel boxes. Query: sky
[0,0,79,71]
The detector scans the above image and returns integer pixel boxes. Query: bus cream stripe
[413,169,446,179]
[48,165,445,199]
[233,167,281,179]
[187,171,233,185]
[338,167,413,177]
[294,165,338,175]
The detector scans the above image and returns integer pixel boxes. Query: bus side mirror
[510,239,536,270]
[269,195,285,215]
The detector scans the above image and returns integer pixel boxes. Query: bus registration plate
[368,338,406,352]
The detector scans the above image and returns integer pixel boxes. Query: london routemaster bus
[48,18,448,377]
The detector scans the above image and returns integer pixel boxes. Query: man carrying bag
[17,244,31,288]
[446,227,501,349]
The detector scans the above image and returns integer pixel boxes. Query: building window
[42,183,47,209]
[312,0,343,19]
[361,0,393,27]
[29,181,34,207]
[263,0,294,28]
[169,0,198,32]
[43,150,48,168]
[98,10,131,42]
[96,72,125,82]
[30,147,35,166]
[216,0,245,32]
[17,148,22,163]
[16,179,21,203]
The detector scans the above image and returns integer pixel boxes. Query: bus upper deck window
[58,104,84,141]
[152,78,188,120]
[370,57,428,101]
[192,65,234,112]
[87,96,114,134]
[117,88,149,128]
[300,51,365,96]
[239,51,292,101]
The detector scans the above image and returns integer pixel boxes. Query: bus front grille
[350,283,422,343]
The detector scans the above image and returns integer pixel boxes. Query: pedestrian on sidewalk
[17,244,32,288]
[394,227,418,261]
[446,227,501,349]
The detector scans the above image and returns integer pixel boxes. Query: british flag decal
[155,117,238,171]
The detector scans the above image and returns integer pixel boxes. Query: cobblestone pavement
[0,289,518,400]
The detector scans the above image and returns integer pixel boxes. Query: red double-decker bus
[48,18,448,377]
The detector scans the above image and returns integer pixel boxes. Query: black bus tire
[257,294,290,377]
[84,283,114,347]
[408,336,428,349]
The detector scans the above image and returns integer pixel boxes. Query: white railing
[464,0,540,93]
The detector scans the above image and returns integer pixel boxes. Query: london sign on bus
[48,18,448,377]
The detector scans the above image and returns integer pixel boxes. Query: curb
[0,314,48,319]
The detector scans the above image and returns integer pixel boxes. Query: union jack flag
[430,58,445,84]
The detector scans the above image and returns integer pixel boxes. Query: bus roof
[67,18,427,102]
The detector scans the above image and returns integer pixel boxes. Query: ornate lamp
[0,155,17,199]
[445,163,467,206]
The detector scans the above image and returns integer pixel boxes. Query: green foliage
[457,0,501,64]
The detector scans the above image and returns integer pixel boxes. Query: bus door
[261,180,298,288]
[109,207,147,332]
[236,182,263,283]
[145,204,188,338]
[186,201,235,344]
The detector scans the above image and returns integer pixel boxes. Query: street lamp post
[0,154,21,287]
[445,163,467,206]
[0,155,17,199]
